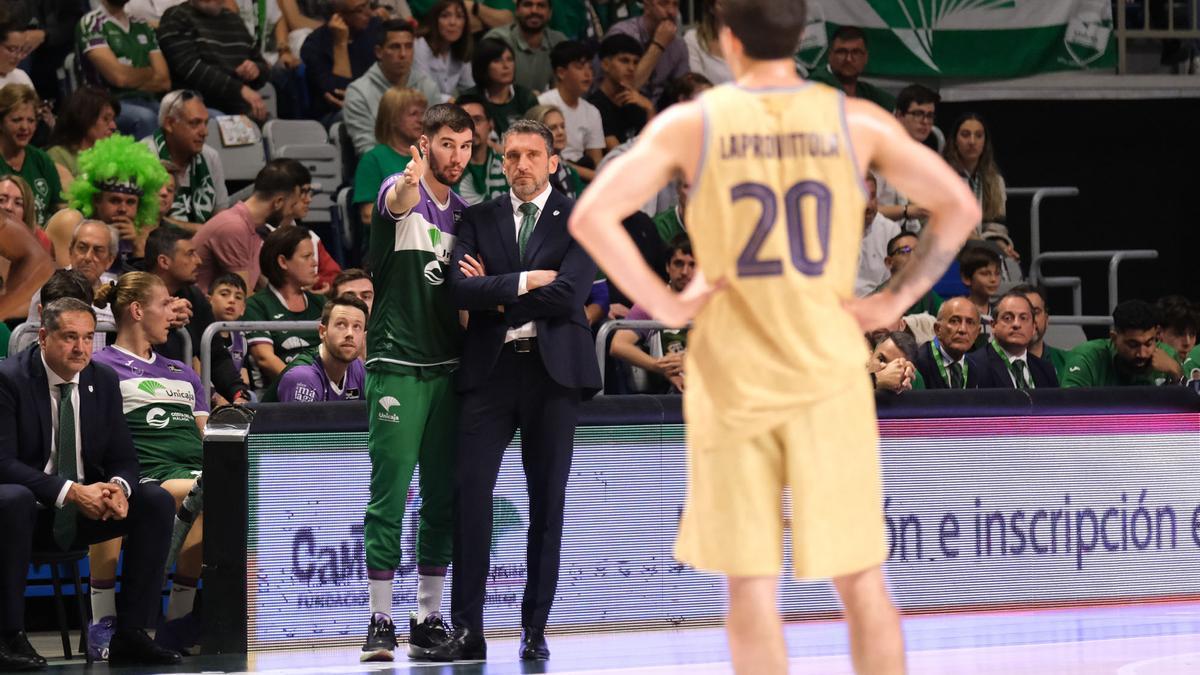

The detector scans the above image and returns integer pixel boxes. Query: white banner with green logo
[798,0,1116,78]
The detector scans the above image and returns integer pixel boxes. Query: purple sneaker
[154,613,200,655]
[87,615,115,661]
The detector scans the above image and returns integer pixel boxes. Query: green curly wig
[67,134,169,230]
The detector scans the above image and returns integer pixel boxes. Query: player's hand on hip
[842,293,905,332]
[653,269,724,329]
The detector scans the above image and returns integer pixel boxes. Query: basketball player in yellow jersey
[571,2,979,673]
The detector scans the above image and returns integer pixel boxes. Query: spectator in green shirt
[459,38,538,136]
[0,84,64,226]
[454,92,509,204]
[1011,283,1070,380]
[807,26,895,111]
[1155,294,1197,367]
[352,86,426,225]
[1062,300,1183,387]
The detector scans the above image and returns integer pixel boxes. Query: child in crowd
[208,273,250,398]
[958,245,1002,349]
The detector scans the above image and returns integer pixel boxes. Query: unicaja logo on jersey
[377,396,401,423]
[146,407,170,429]
[424,260,445,286]
[138,380,166,396]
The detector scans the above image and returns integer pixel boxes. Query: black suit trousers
[0,481,175,632]
[451,346,581,633]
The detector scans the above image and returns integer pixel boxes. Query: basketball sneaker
[87,615,115,661]
[407,611,451,660]
[360,613,396,662]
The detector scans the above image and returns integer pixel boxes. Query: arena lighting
[203,389,1200,653]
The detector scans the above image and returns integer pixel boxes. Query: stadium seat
[329,122,357,189]
[205,118,267,183]
[56,52,80,101]
[259,82,279,120]
[263,119,328,158]
[1044,323,1088,352]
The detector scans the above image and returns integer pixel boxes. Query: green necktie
[949,362,964,389]
[53,382,78,550]
[1011,360,1030,390]
[517,202,539,259]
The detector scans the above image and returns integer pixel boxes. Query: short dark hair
[895,84,940,114]
[378,19,414,48]
[259,226,312,288]
[471,38,514,91]
[1155,295,1198,336]
[994,291,1034,315]
[501,118,554,156]
[958,245,1001,279]
[550,40,593,71]
[41,269,94,306]
[1112,299,1160,333]
[253,159,304,198]
[883,330,918,362]
[597,33,643,60]
[720,0,808,60]
[276,157,312,188]
[832,25,868,46]
[48,86,120,150]
[658,72,713,109]
[666,233,692,260]
[454,92,487,109]
[1009,282,1049,309]
[423,102,475,138]
[321,292,370,325]
[211,272,248,295]
[143,226,193,271]
[42,298,96,332]
[330,268,371,297]
[885,232,917,257]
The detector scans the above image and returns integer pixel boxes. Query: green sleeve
[44,154,63,207]
[353,147,382,205]
[242,293,269,343]
[1157,341,1179,360]
[1061,343,1102,388]
[911,368,926,390]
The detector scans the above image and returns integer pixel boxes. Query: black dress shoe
[0,640,43,672]
[519,626,550,661]
[426,626,486,662]
[4,633,44,668]
[108,628,182,666]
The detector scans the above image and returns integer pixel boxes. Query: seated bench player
[274,294,369,403]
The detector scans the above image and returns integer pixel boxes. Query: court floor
[33,600,1200,673]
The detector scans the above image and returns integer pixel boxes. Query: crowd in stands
[0,1,1197,667]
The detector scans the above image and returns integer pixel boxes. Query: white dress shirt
[504,185,553,344]
[855,212,901,297]
[42,354,83,508]
[1004,349,1033,388]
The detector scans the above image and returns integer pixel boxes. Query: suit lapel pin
[88,385,94,393]
[552,210,560,217]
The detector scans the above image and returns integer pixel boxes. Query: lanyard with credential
[931,338,968,388]
[990,337,1033,389]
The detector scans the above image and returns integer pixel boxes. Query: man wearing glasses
[879,84,943,229]
[808,26,895,111]
[143,90,229,229]
[873,232,944,317]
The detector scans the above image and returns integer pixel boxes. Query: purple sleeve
[186,366,210,414]
[586,279,610,313]
[625,304,654,343]
[276,365,324,403]
[347,361,367,399]
[376,173,406,221]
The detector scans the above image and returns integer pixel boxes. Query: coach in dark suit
[0,299,180,670]
[915,297,983,389]
[971,292,1060,389]
[432,120,600,663]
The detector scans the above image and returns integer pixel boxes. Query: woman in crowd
[242,225,327,386]
[683,0,730,85]
[0,84,63,226]
[525,103,582,200]
[944,114,1008,234]
[460,38,537,136]
[88,271,209,658]
[47,86,120,189]
[352,87,427,225]
[0,174,52,256]
[413,0,474,102]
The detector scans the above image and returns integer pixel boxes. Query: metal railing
[1030,249,1159,315]
[7,321,191,364]
[200,320,318,401]
[1007,186,1080,276]
[593,319,685,396]
[1117,0,1200,73]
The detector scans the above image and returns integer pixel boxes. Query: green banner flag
[798,0,1116,78]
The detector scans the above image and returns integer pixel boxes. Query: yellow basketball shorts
[674,376,887,579]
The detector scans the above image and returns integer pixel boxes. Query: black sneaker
[359,613,397,662]
[407,611,450,660]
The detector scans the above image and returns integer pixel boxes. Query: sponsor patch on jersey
[292,383,318,403]
[424,260,445,286]
[167,364,182,372]
[146,407,169,429]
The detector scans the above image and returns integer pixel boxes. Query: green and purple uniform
[92,345,208,481]
[364,175,465,574]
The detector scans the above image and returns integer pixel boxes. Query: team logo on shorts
[146,407,170,429]
[377,396,401,423]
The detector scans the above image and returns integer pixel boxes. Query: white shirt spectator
[126,0,187,24]
[683,27,731,85]
[855,212,900,297]
[537,88,604,163]
[0,68,33,89]
[412,36,473,103]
